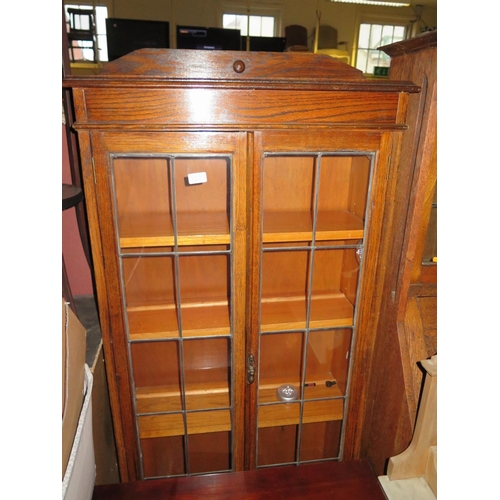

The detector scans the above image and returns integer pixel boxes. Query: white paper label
[187,172,208,185]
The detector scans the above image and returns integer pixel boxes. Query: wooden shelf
[258,374,344,404]
[260,293,354,332]
[119,210,363,249]
[263,210,364,243]
[258,398,344,428]
[139,409,232,439]
[136,375,343,438]
[136,381,230,414]
[127,302,231,340]
[128,292,352,340]
[119,212,230,248]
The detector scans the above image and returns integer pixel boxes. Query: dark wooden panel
[92,460,387,500]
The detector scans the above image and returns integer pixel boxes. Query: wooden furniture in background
[62,4,95,282]
[66,7,98,63]
[359,30,437,475]
[284,25,309,51]
[387,356,437,490]
[63,49,419,481]
[379,356,437,499]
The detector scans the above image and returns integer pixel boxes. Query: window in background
[355,23,406,74]
[64,4,108,62]
[223,13,275,37]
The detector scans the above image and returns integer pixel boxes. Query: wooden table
[92,460,387,500]
[62,183,83,210]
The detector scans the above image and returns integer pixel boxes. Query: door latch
[247,354,256,384]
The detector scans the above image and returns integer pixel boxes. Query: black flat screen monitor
[177,25,241,50]
[106,18,170,61]
[241,36,286,52]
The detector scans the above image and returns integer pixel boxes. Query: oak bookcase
[63,49,419,481]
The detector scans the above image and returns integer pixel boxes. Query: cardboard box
[62,299,87,479]
[62,365,96,500]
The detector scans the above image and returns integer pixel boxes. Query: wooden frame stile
[70,123,139,480]
[228,131,248,473]
[343,91,411,461]
[341,130,398,460]
[70,125,137,481]
[92,131,144,481]
[245,130,260,470]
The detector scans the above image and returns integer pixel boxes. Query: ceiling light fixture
[330,0,410,7]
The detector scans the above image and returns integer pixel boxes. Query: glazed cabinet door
[246,130,384,468]
[90,131,247,479]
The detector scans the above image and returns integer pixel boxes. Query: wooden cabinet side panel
[358,38,437,475]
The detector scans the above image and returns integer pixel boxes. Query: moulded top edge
[62,75,420,94]
[62,48,421,93]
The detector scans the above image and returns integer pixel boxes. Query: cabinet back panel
[300,420,342,461]
[141,436,185,477]
[123,256,176,307]
[263,156,367,215]
[131,341,181,389]
[347,156,371,220]
[178,253,229,302]
[311,249,344,293]
[260,333,304,383]
[263,156,314,212]
[257,425,298,466]
[120,253,232,308]
[174,158,229,215]
[114,158,172,219]
[188,432,231,474]
[261,250,310,298]
[184,338,230,384]
[261,249,356,298]
[317,156,352,212]
[306,330,352,396]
